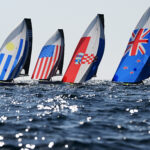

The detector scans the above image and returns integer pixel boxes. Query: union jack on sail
[124,29,150,56]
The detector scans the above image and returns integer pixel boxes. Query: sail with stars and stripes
[0,18,32,81]
[31,29,64,80]
[112,7,150,83]
[62,14,105,83]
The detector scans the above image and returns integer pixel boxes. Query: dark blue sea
[0,79,150,150]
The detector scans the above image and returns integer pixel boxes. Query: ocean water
[0,79,150,150]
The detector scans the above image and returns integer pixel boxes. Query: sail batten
[32,29,64,81]
[112,8,150,83]
[62,14,105,83]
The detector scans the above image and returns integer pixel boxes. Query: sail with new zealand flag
[112,8,150,83]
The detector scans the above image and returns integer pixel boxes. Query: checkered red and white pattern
[81,54,95,64]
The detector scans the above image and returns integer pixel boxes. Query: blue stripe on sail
[8,39,23,79]
[0,55,12,80]
[39,45,55,58]
[85,38,105,81]
[14,41,28,78]
[0,53,5,65]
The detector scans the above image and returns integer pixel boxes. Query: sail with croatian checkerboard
[62,14,105,83]
[31,29,64,81]
[0,18,32,82]
[112,7,150,83]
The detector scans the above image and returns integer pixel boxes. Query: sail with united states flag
[112,7,150,83]
[0,18,32,82]
[31,29,64,81]
[62,14,105,83]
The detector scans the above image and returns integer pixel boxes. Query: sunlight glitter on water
[15,133,23,138]
[87,117,92,122]
[48,142,54,148]
[0,141,4,147]
[37,96,79,114]
[25,144,35,149]
[0,115,7,123]
[1,80,150,149]
[0,136,4,140]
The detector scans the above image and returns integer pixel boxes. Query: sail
[112,8,150,83]
[31,29,65,80]
[0,18,32,81]
[62,14,105,83]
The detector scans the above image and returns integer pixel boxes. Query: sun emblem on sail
[124,29,150,56]
[6,42,15,51]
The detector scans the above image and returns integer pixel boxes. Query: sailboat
[0,18,32,84]
[31,29,64,83]
[62,14,105,83]
[112,8,150,84]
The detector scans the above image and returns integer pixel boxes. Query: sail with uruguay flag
[31,29,64,80]
[0,18,32,81]
[62,14,105,83]
[112,7,150,83]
